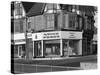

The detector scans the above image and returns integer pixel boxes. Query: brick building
[11,2,96,59]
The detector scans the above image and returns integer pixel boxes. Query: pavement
[13,63,81,74]
[11,55,97,74]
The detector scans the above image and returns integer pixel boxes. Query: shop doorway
[18,45,25,58]
[18,46,22,58]
[34,41,42,57]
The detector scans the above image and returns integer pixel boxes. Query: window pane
[68,14,77,29]
[14,45,18,57]
[46,14,55,29]
[44,40,60,56]
[20,20,23,33]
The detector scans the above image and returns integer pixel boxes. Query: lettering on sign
[43,32,60,39]
[14,39,25,42]
[69,32,76,38]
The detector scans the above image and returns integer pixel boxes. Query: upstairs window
[15,3,23,16]
[27,22,31,32]
[46,14,55,29]
[68,14,77,30]
[19,20,23,33]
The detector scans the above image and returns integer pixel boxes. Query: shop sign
[61,31,82,39]
[32,31,61,41]
[14,39,26,44]
[32,31,82,41]
[27,33,32,38]
[14,39,25,42]
[43,32,61,39]
[68,32,77,38]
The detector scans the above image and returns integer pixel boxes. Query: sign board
[14,39,26,45]
[61,31,82,39]
[43,31,61,40]
[32,31,82,41]
[12,33,32,44]
[12,33,32,40]
[32,31,61,41]
[13,33,25,40]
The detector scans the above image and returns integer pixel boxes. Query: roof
[22,2,35,13]
[26,3,46,17]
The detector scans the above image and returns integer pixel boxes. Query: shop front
[13,42,25,58]
[11,33,32,58]
[32,31,82,58]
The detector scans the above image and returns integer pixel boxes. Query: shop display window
[44,40,60,56]
[14,45,18,57]
[63,40,79,56]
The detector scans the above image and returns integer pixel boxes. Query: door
[34,41,42,57]
[63,40,69,56]
[18,46,22,58]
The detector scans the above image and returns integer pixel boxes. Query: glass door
[63,40,69,56]
[34,41,42,57]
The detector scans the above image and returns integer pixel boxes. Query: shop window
[14,45,18,57]
[34,41,42,57]
[44,40,60,56]
[69,40,78,55]
[45,47,51,55]
[63,40,79,56]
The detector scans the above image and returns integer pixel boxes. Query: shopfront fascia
[12,33,32,58]
[32,31,82,58]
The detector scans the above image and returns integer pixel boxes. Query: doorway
[34,41,42,57]
[18,46,22,58]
